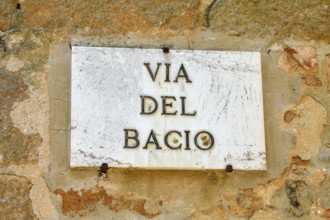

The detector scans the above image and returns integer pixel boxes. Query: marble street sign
[71,46,266,170]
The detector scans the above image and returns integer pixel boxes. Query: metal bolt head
[162,47,169,53]
[225,164,233,173]
[99,163,109,173]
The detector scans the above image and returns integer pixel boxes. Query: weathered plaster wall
[0,0,329,219]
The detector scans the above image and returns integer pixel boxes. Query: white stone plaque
[71,46,266,170]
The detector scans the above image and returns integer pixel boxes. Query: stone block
[48,44,71,101]
[51,99,70,130]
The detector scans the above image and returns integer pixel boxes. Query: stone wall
[0,0,329,219]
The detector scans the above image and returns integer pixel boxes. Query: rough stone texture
[4,55,24,72]
[191,189,264,219]
[0,0,18,31]
[209,0,330,43]
[0,175,37,219]
[20,0,201,32]
[327,55,330,92]
[0,0,329,219]
[0,69,41,166]
[285,95,327,160]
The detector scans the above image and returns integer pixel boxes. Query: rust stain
[132,200,159,219]
[203,139,210,146]
[284,47,297,55]
[291,156,309,167]
[320,209,330,218]
[278,46,326,88]
[54,188,101,213]
[303,76,322,87]
[283,47,305,73]
[279,46,319,79]
[55,187,160,218]
[284,110,296,123]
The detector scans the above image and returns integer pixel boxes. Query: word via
[144,63,192,83]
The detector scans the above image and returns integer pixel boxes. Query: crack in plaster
[77,150,132,166]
